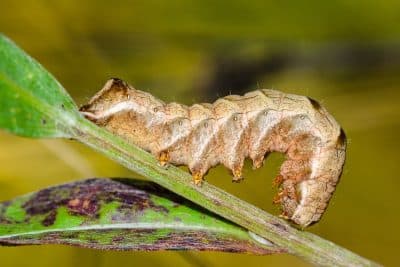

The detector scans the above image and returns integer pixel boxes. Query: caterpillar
[80,78,346,227]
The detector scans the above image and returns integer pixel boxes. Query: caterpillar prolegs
[80,78,346,227]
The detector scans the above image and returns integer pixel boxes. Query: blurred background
[1,1,399,266]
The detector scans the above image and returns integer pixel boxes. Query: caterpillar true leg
[157,151,170,167]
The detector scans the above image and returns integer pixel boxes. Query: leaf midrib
[0,222,249,240]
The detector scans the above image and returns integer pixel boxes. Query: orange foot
[272,174,284,187]
[252,158,264,170]
[273,188,287,204]
[232,168,244,183]
[192,172,204,186]
[157,151,170,167]
[279,211,289,220]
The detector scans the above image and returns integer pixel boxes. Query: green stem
[73,116,380,267]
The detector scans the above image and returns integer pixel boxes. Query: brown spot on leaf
[67,199,98,217]
[272,222,288,232]
[23,188,64,216]
[68,199,80,207]
[42,210,57,226]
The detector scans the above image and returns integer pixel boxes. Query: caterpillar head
[80,78,131,116]
[80,78,164,122]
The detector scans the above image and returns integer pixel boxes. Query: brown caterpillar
[80,78,346,227]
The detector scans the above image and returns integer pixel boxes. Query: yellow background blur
[1,1,399,266]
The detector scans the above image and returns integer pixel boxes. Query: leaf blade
[0,178,282,254]
[0,34,78,138]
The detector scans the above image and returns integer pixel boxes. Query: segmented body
[80,78,346,227]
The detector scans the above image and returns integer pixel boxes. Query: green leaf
[0,178,281,254]
[0,34,79,138]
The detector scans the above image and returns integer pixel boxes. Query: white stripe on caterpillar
[80,78,346,227]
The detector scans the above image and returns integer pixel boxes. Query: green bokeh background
[1,1,399,266]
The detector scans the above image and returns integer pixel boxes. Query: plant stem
[73,116,380,267]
